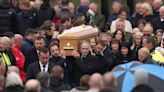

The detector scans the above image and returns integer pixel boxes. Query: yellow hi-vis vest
[0,52,11,65]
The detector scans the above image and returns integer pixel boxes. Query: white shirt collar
[161,18,164,22]
[39,61,49,72]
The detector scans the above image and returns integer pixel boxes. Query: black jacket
[16,10,36,35]
[151,16,164,33]
[49,56,72,85]
[26,62,52,80]
[49,56,66,67]
[95,47,114,73]
[112,51,122,68]
[36,4,55,27]
[49,76,71,92]
[74,53,98,85]
[0,3,16,34]
[24,47,39,72]
[75,53,98,76]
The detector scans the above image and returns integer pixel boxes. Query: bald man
[25,79,41,92]
[88,73,102,92]
[138,47,155,64]
[102,72,116,91]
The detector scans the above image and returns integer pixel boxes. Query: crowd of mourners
[0,0,164,92]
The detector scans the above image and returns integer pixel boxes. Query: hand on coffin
[72,50,80,58]
[59,50,66,59]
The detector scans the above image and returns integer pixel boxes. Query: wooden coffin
[58,25,99,56]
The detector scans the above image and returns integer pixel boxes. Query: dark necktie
[43,65,46,71]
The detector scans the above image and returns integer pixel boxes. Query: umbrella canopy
[112,61,164,92]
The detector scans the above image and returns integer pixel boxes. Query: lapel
[37,62,41,71]
[47,62,52,73]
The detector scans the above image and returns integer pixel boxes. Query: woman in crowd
[155,29,163,46]
[120,42,134,63]
[131,32,143,60]
[110,38,122,67]
[113,29,125,44]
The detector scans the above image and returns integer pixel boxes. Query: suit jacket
[49,56,66,67]
[96,47,114,73]
[49,56,72,85]
[26,62,52,80]
[151,16,164,33]
[24,47,39,72]
[75,53,98,77]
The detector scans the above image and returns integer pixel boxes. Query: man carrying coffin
[72,41,98,84]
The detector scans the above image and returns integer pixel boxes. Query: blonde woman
[140,2,153,22]
[131,32,143,60]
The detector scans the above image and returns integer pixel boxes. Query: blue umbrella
[112,61,164,92]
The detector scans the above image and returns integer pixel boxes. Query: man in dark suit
[94,41,114,73]
[49,43,72,85]
[72,41,98,84]
[49,43,67,67]
[26,48,52,80]
[24,35,46,72]
[151,6,164,32]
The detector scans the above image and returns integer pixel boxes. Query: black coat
[16,10,36,35]
[26,62,52,80]
[49,76,71,92]
[74,53,98,84]
[0,3,16,34]
[112,51,122,68]
[76,53,98,76]
[36,5,55,27]
[95,47,114,73]
[120,53,134,64]
[151,16,164,33]
[24,47,39,72]
[50,56,72,85]
[49,56,66,67]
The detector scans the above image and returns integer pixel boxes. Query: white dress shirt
[110,18,132,33]
[39,62,49,72]
[161,18,164,22]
